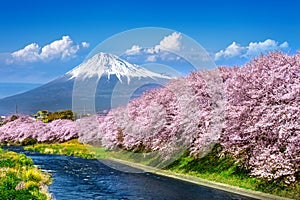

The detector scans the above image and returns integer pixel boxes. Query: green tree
[47,110,75,122]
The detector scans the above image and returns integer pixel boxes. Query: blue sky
[0,0,299,94]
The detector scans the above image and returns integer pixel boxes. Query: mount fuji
[69,53,170,83]
[0,53,171,116]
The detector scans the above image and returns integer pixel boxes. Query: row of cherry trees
[0,115,77,143]
[0,51,299,183]
[79,51,299,183]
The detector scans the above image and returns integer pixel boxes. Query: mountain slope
[0,53,171,116]
[69,52,170,83]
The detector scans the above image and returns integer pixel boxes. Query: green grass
[24,140,300,199]
[0,148,52,200]
[24,139,96,159]
[166,144,300,199]
[0,138,39,147]
[24,139,153,163]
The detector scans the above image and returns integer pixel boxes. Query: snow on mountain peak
[68,52,171,83]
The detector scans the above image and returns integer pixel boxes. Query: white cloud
[144,48,156,54]
[11,43,40,63]
[81,42,90,48]
[279,41,289,48]
[155,32,182,52]
[124,32,183,62]
[145,55,157,62]
[8,36,89,64]
[215,39,289,61]
[214,42,245,61]
[125,45,142,55]
[246,39,278,57]
[40,36,80,61]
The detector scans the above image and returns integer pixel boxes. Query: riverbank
[0,147,52,200]
[23,139,299,199]
[105,158,291,200]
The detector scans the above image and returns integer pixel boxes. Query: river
[3,146,257,200]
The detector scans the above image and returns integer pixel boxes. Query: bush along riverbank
[24,139,299,199]
[0,147,52,200]
[24,139,96,159]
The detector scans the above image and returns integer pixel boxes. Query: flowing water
[3,146,256,200]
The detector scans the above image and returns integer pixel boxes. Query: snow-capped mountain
[69,52,170,83]
[0,53,171,116]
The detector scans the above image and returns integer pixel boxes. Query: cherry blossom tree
[220,52,300,183]
[0,115,78,143]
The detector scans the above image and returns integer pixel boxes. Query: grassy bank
[24,139,299,199]
[166,145,299,199]
[0,148,52,200]
[24,139,96,159]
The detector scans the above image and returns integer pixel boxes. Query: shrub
[21,138,38,146]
